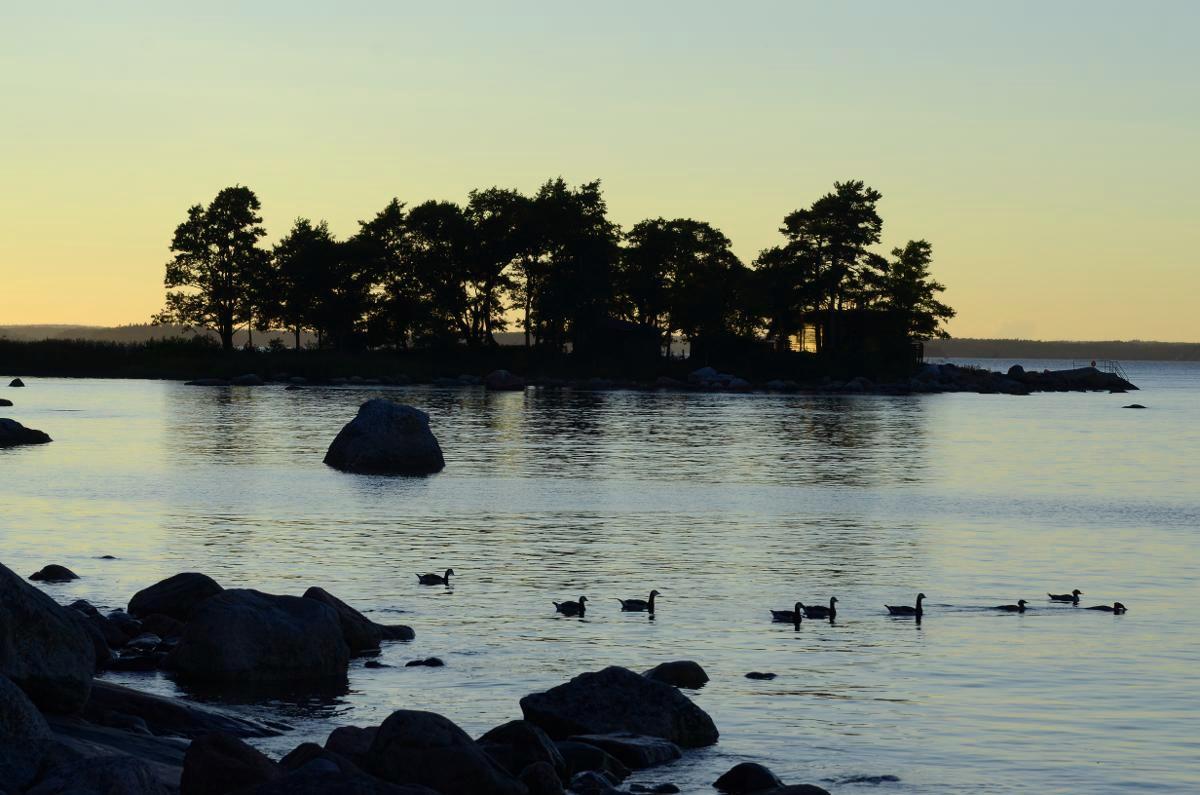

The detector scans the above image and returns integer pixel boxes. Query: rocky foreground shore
[1,561,830,794]
[183,364,1137,396]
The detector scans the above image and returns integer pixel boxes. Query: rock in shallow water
[129,572,224,622]
[167,589,350,682]
[29,564,79,582]
[324,399,445,475]
[714,762,784,793]
[520,665,719,748]
[642,660,709,689]
[569,732,682,769]
[0,418,51,447]
[303,586,414,654]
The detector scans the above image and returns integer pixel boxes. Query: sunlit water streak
[2,359,1199,793]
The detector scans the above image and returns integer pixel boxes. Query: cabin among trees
[153,179,953,377]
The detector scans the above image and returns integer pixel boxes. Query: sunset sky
[2,2,1196,340]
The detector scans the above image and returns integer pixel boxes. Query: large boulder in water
[29,564,79,582]
[0,562,95,712]
[324,400,445,475]
[520,666,719,748]
[9,378,25,387]
[167,589,350,682]
[714,762,785,793]
[302,587,414,654]
[364,710,527,795]
[129,572,224,621]
[0,418,51,447]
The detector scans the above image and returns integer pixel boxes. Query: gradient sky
[1,2,1196,339]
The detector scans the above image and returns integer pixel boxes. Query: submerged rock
[363,709,526,795]
[744,671,777,680]
[1123,404,1147,409]
[568,733,681,769]
[128,572,224,622]
[0,418,52,447]
[404,657,443,668]
[484,369,526,391]
[520,665,719,748]
[324,399,445,475]
[29,564,79,583]
[167,589,350,682]
[0,562,95,712]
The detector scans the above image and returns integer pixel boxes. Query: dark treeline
[926,338,1200,362]
[153,178,954,368]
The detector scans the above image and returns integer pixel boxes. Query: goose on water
[554,596,588,616]
[417,568,455,586]
[886,593,926,617]
[803,597,838,620]
[994,599,1029,613]
[1048,589,1083,603]
[617,590,660,612]
[770,602,803,624]
[1086,602,1127,613]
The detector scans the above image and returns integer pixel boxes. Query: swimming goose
[617,590,660,612]
[886,593,926,616]
[1086,602,1127,613]
[554,596,588,616]
[1048,589,1083,603]
[417,568,455,586]
[770,602,803,624]
[803,597,838,620]
[994,599,1029,613]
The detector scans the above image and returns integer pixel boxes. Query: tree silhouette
[155,186,267,351]
[269,218,339,349]
[875,240,955,340]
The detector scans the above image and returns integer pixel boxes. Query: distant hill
[925,338,1200,362]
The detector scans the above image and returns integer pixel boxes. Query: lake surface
[3,359,1199,793]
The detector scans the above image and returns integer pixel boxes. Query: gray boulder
[714,762,784,793]
[324,400,445,475]
[520,666,719,748]
[129,572,224,621]
[26,755,173,795]
[485,370,526,391]
[0,562,95,712]
[167,589,350,682]
[303,587,414,654]
[0,417,52,446]
[642,660,709,689]
[363,709,526,795]
[0,673,51,790]
[29,564,79,582]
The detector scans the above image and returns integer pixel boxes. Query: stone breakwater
[2,560,832,794]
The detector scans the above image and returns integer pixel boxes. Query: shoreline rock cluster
[183,363,1137,396]
[4,560,832,794]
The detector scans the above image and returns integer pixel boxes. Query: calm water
[3,360,1199,793]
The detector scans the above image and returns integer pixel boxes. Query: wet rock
[363,709,526,795]
[364,660,391,668]
[105,609,144,639]
[180,732,281,794]
[1123,404,1147,409]
[84,680,287,738]
[129,572,224,622]
[405,657,444,667]
[106,652,164,671]
[568,770,623,795]
[0,562,95,712]
[555,740,630,782]
[630,784,680,794]
[569,733,681,769]
[520,666,719,748]
[0,398,12,406]
[68,599,99,618]
[302,587,413,654]
[761,787,832,795]
[642,660,709,689]
[230,373,265,386]
[744,671,776,680]
[140,613,185,640]
[520,760,565,795]
[714,762,784,793]
[0,673,51,790]
[26,755,173,794]
[9,378,25,387]
[824,774,900,785]
[478,719,566,779]
[167,589,350,682]
[125,632,163,653]
[485,369,526,391]
[29,564,78,582]
[324,399,445,475]
[0,417,52,446]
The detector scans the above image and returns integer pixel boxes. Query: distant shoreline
[925,338,1200,362]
